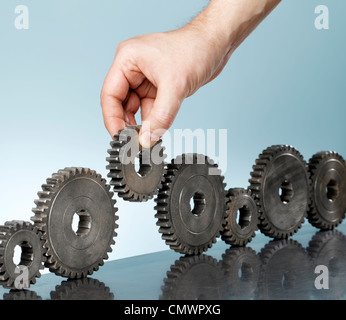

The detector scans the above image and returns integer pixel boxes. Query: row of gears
[0,168,119,288]
[107,126,346,253]
[0,125,345,289]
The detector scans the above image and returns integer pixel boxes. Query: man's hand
[100,0,281,147]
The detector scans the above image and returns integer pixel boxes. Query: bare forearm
[101,0,281,144]
[189,0,281,55]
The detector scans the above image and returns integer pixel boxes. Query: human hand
[100,26,231,148]
[100,0,281,148]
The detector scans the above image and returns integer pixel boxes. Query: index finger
[100,62,129,137]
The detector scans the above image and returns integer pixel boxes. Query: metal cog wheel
[221,188,259,246]
[50,278,114,300]
[220,246,260,299]
[249,145,311,239]
[0,220,46,289]
[155,153,227,255]
[106,125,166,201]
[3,289,42,300]
[307,151,346,230]
[306,230,346,299]
[160,254,227,300]
[31,167,118,279]
[257,239,312,300]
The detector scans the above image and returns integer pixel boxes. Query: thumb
[139,84,183,148]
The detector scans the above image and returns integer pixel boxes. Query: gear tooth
[46,177,59,185]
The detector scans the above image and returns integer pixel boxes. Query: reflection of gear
[155,154,227,255]
[0,220,46,289]
[31,167,118,278]
[257,239,312,300]
[221,247,260,299]
[308,151,346,230]
[307,230,346,300]
[221,188,259,246]
[160,254,227,300]
[249,145,310,239]
[3,289,42,300]
[50,278,114,300]
[106,125,166,201]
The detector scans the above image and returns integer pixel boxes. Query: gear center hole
[237,205,252,229]
[72,209,92,237]
[190,192,206,216]
[13,241,34,267]
[279,180,294,204]
[326,179,339,202]
[135,151,152,177]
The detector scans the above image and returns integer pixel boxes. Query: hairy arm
[101,0,281,147]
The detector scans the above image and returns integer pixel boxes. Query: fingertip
[139,130,152,148]
[105,118,126,139]
[138,129,161,148]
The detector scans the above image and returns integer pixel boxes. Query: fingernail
[139,131,159,148]
[124,113,130,125]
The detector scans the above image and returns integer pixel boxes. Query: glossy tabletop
[1,222,346,300]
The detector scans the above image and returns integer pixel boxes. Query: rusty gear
[155,154,227,255]
[0,220,46,289]
[106,125,166,201]
[257,239,312,300]
[221,188,259,246]
[31,167,118,278]
[221,247,260,299]
[249,145,310,239]
[160,254,227,300]
[50,278,114,300]
[307,151,346,230]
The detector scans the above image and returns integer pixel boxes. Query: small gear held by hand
[0,220,46,289]
[155,153,227,255]
[31,167,118,279]
[106,125,167,202]
[307,151,346,230]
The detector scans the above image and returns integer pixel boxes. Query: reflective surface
[1,222,346,300]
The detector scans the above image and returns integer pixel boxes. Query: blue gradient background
[0,0,345,262]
